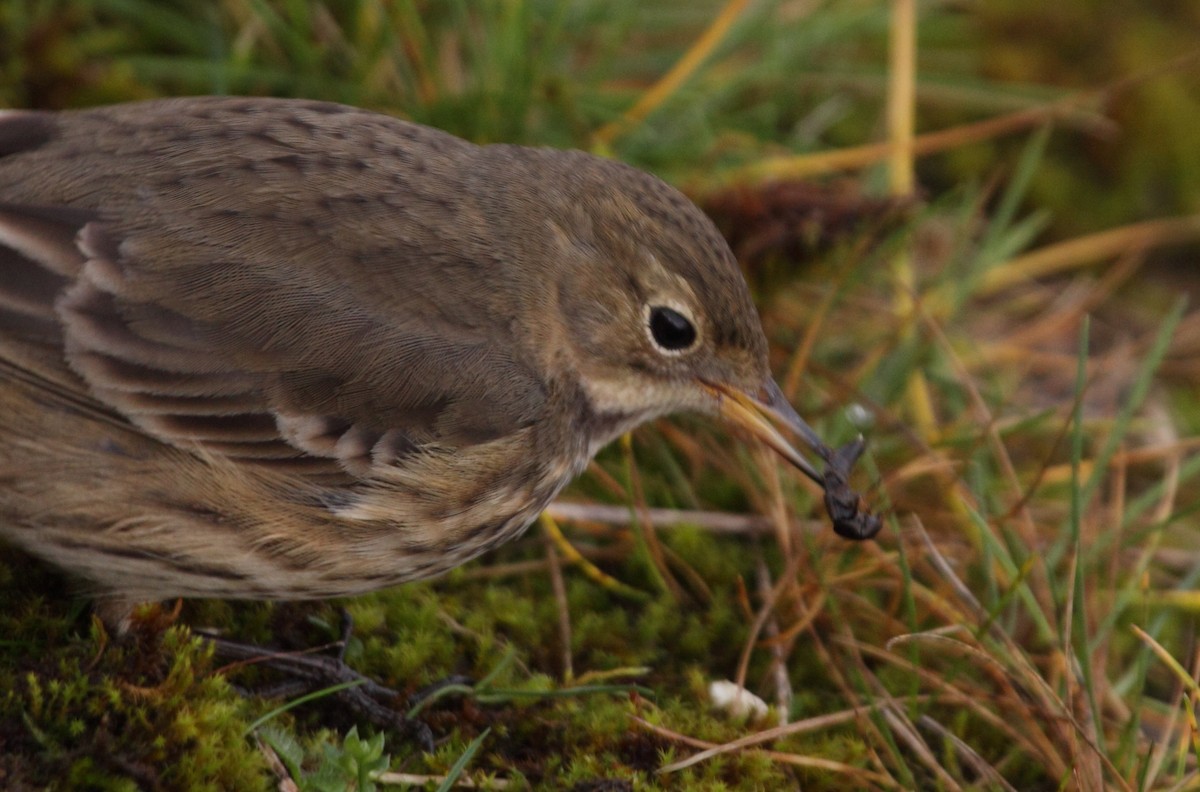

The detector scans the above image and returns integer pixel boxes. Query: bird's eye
[647,305,697,352]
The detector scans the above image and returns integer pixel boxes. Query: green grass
[3,1,1200,789]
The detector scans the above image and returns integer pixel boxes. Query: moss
[0,555,270,790]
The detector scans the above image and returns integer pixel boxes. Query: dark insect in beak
[702,378,881,540]
[817,436,882,540]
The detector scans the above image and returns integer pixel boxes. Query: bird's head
[485,148,832,487]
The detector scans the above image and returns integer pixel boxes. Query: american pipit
[0,97,877,625]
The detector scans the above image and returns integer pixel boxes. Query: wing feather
[0,98,548,479]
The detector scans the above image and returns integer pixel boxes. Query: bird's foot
[199,609,440,751]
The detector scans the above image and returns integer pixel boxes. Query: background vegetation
[2,0,1200,789]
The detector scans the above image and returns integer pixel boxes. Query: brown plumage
[0,97,871,624]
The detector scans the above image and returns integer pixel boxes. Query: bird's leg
[201,617,437,752]
[98,598,474,751]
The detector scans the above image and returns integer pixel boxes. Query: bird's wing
[0,98,548,479]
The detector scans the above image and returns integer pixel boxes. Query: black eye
[648,305,697,352]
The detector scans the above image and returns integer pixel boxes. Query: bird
[0,96,876,627]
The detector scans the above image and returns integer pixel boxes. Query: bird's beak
[701,378,826,487]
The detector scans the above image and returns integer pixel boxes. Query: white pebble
[709,680,769,723]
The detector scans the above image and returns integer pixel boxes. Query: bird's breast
[301,426,591,588]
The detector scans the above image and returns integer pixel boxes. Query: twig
[543,531,573,681]
[546,501,782,534]
[377,771,510,788]
[634,712,898,786]
[754,553,792,723]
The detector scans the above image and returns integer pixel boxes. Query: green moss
[0,560,270,789]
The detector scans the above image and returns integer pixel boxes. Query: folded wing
[0,99,547,480]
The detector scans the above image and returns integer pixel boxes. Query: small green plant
[260,725,389,792]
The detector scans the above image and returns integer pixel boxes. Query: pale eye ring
[647,304,698,353]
